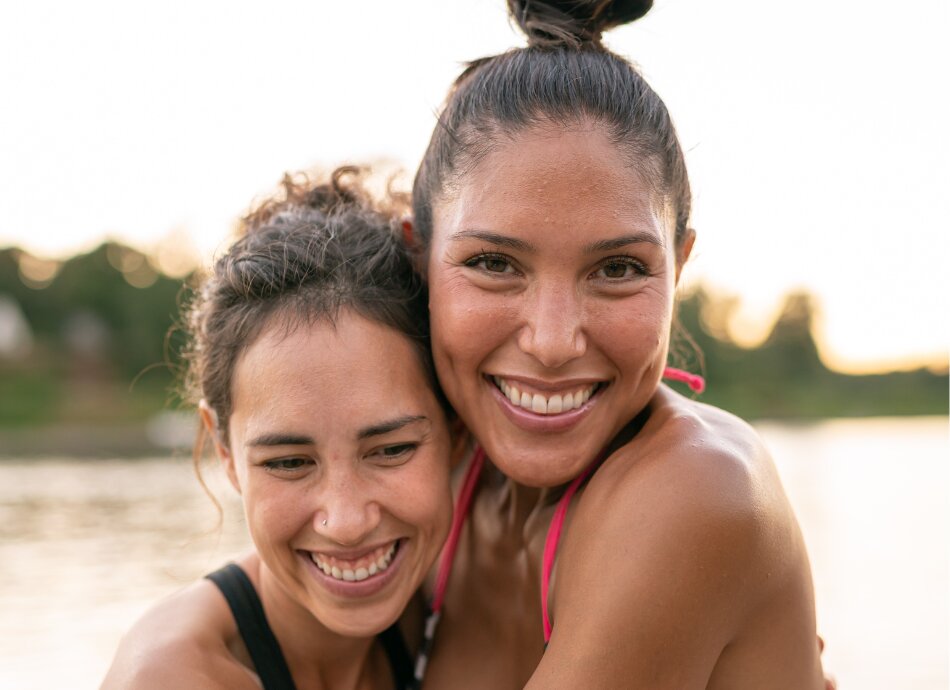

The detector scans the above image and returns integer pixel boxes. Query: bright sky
[1,0,947,374]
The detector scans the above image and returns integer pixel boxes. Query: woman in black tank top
[102,169,453,690]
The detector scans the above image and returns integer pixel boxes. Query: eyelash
[262,457,311,474]
[593,256,650,280]
[260,443,417,476]
[463,252,516,275]
[463,252,650,281]
[372,443,418,463]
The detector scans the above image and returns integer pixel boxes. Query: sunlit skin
[102,312,451,689]
[421,122,826,689]
[222,315,451,641]
[428,121,686,488]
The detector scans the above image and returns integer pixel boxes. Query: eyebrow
[450,229,665,254]
[247,432,314,448]
[246,415,428,448]
[584,232,666,253]
[357,415,427,440]
[448,230,536,252]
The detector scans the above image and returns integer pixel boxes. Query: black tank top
[206,563,414,690]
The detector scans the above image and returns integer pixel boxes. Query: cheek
[243,485,301,544]
[429,277,517,373]
[589,299,672,369]
[390,455,452,540]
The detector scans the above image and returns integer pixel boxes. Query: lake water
[0,417,946,689]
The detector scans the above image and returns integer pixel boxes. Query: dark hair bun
[508,0,652,49]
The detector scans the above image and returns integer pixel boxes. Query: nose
[517,281,587,369]
[314,468,382,545]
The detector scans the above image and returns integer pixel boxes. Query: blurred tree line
[0,241,946,439]
[672,289,947,419]
[0,243,187,429]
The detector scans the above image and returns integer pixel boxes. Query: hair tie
[662,366,705,394]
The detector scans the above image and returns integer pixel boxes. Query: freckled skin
[102,313,452,690]
[422,123,825,689]
[429,123,676,488]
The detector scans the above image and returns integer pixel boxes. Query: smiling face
[427,122,687,487]
[216,310,451,637]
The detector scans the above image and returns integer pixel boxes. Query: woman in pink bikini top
[404,1,830,688]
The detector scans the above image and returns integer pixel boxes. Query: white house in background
[0,295,33,359]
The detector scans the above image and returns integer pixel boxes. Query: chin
[315,601,403,639]
[491,443,591,488]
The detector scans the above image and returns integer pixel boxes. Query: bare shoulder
[590,386,793,546]
[101,569,258,690]
[529,389,820,688]
[583,388,804,597]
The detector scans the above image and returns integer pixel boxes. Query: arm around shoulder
[527,420,816,689]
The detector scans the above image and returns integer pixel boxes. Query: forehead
[436,122,671,242]
[229,312,435,442]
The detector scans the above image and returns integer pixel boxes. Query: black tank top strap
[377,621,414,689]
[206,563,297,690]
[207,563,415,689]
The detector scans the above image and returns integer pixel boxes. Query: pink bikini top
[410,367,704,684]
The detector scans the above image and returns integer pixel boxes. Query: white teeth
[494,378,598,415]
[314,541,398,582]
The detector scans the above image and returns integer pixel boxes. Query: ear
[401,217,429,278]
[199,400,241,494]
[674,228,696,285]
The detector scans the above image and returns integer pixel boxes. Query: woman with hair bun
[410,1,830,687]
[102,169,453,690]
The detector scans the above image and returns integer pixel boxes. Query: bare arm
[525,428,824,689]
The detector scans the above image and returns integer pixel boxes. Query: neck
[470,405,654,544]
[255,559,383,690]
[480,457,562,546]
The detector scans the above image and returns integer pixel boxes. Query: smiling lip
[486,375,605,433]
[299,539,406,599]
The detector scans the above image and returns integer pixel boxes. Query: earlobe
[674,229,696,284]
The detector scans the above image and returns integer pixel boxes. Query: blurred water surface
[0,417,946,689]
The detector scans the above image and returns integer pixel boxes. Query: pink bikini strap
[540,365,705,643]
[662,365,705,393]
[426,366,704,644]
[540,457,600,643]
[431,445,485,613]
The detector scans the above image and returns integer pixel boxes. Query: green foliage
[670,287,948,419]
[0,243,188,427]
[0,243,946,430]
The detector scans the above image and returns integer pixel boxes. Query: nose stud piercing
[322,519,328,526]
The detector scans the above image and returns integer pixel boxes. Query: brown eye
[594,257,647,281]
[465,253,515,274]
[602,261,629,278]
[263,457,311,473]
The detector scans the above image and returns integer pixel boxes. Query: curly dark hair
[181,166,436,443]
